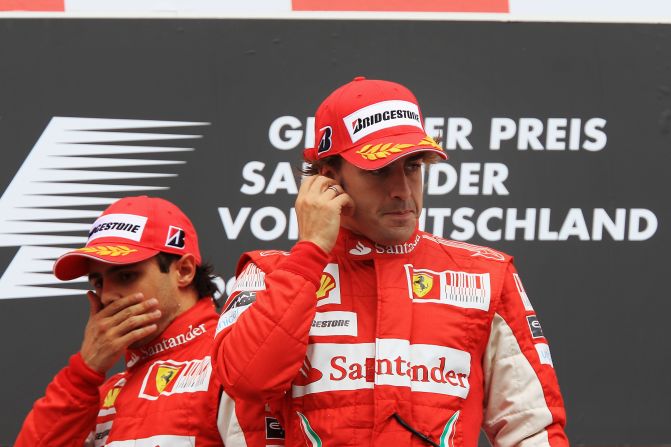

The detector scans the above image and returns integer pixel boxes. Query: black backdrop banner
[0,19,669,445]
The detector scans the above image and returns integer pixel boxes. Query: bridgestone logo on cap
[88,213,148,242]
[343,100,423,143]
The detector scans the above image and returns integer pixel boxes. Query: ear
[319,164,339,180]
[174,253,197,289]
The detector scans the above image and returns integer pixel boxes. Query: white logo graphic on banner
[0,117,207,300]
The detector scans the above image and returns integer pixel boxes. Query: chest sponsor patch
[527,315,545,338]
[265,416,286,440]
[535,343,554,367]
[106,435,195,446]
[292,339,471,399]
[316,263,341,306]
[404,265,491,311]
[216,291,256,335]
[88,213,147,242]
[232,263,266,292]
[138,357,211,400]
[98,377,126,417]
[310,311,357,337]
[93,420,113,447]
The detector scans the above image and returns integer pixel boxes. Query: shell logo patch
[102,387,121,408]
[315,264,341,307]
[317,273,336,300]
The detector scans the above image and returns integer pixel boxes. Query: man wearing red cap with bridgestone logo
[16,196,283,447]
[213,77,569,446]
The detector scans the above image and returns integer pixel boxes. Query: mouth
[383,209,415,217]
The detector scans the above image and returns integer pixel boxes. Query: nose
[100,288,123,308]
[387,166,412,200]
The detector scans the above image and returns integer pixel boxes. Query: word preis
[268,116,607,151]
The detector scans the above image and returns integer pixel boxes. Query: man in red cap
[213,77,569,446]
[16,196,282,446]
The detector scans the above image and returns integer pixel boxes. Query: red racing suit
[213,229,568,446]
[16,298,284,447]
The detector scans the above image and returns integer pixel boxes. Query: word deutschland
[218,206,657,242]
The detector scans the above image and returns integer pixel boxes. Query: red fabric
[0,0,64,11]
[214,228,568,446]
[16,299,228,446]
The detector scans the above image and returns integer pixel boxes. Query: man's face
[87,257,180,347]
[330,154,425,246]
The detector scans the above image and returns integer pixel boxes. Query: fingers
[86,291,102,316]
[115,324,159,349]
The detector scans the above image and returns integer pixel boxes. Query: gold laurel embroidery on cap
[75,246,138,257]
[356,143,414,160]
[418,136,444,151]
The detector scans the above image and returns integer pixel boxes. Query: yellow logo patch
[156,365,180,394]
[76,245,138,257]
[102,387,121,408]
[412,273,434,297]
[316,273,336,300]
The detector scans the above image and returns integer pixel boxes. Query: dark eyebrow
[88,264,135,281]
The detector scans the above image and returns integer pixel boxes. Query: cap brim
[340,131,448,170]
[53,243,160,281]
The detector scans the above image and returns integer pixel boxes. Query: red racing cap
[304,76,448,170]
[53,196,201,281]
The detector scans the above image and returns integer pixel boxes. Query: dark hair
[155,252,219,299]
[300,155,343,177]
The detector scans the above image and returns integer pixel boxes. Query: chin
[370,227,416,246]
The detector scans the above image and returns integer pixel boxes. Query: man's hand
[80,292,161,373]
[296,175,354,253]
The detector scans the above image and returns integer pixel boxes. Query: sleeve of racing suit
[212,241,329,401]
[15,352,105,447]
[482,262,569,446]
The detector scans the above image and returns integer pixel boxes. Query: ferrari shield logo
[412,273,434,297]
[156,365,180,394]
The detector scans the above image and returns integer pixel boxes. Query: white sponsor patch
[316,263,341,306]
[535,343,554,367]
[292,339,471,399]
[88,213,147,242]
[232,263,266,292]
[513,273,534,311]
[106,435,195,446]
[310,311,357,337]
[93,420,113,447]
[405,265,491,311]
[138,357,211,400]
[216,304,251,335]
[343,100,423,143]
